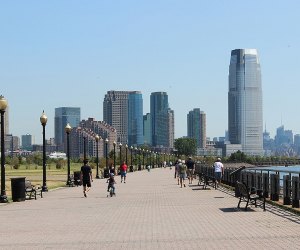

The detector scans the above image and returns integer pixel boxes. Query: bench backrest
[237,181,249,198]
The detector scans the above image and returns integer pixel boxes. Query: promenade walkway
[1,167,300,249]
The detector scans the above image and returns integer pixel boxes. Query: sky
[1,0,300,144]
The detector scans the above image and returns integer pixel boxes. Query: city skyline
[1,1,300,143]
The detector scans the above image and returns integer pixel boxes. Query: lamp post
[105,138,109,170]
[83,137,87,161]
[142,149,145,168]
[125,144,128,165]
[40,110,48,192]
[95,135,100,179]
[0,96,8,203]
[65,123,72,186]
[119,143,122,167]
[113,141,116,171]
[130,146,133,167]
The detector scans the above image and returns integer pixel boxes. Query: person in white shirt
[213,158,224,187]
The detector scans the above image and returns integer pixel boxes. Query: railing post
[256,173,262,190]
[283,175,291,205]
[263,173,269,198]
[270,174,279,201]
[292,176,300,208]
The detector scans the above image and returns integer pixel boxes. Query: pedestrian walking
[213,157,224,187]
[80,159,92,197]
[186,156,195,184]
[120,161,128,183]
[179,160,187,188]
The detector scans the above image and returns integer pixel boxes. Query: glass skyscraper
[228,49,263,155]
[128,92,143,146]
[55,107,81,150]
[150,92,174,148]
[187,108,206,148]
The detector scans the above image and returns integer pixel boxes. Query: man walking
[213,157,224,188]
[120,161,128,183]
[186,156,195,184]
[80,159,92,197]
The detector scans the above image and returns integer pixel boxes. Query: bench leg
[238,197,242,209]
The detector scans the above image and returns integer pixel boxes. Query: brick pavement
[1,167,300,249]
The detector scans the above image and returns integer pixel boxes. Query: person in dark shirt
[80,159,92,197]
[186,157,195,184]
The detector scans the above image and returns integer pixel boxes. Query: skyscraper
[228,49,263,155]
[187,108,206,148]
[150,92,174,148]
[103,90,143,146]
[128,92,143,146]
[22,134,35,150]
[55,107,81,151]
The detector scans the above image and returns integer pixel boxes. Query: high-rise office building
[128,92,143,146]
[143,113,152,145]
[22,134,35,150]
[103,90,143,146]
[187,108,206,148]
[150,92,174,148]
[55,107,81,151]
[228,49,263,155]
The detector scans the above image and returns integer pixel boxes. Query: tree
[174,138,197,157]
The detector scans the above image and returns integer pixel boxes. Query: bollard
[263,173,269,198]
[292,176,300,208]
[256,173,262,190]
[283,175,291,205]
[270,174,279,201]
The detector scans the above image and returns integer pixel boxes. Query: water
[245,165,300,187]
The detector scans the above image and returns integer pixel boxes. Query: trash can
[104,168,109,178]
[129,165,134,172]
[73,171,82,186]
[11,177,26,202]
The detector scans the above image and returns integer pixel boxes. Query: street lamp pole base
[42,186,48,192]
[96,175,100,179]
[0,194,8,203]
[66,180,74,187]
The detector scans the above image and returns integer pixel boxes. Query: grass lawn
[2,163,104,198]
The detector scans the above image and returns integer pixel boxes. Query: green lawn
[2,163,104,197]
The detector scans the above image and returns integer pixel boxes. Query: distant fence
[195,164,300,208]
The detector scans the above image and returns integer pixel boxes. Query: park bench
[197,173,216,189]
[25,180,43,200]
[73,171,82,186]
[236,181,266,211]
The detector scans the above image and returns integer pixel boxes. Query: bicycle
[107,185,116,197]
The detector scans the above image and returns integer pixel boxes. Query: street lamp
[130,146,133,169]
[65,123,72,186]
[83,137,87,160]
[105,138,109,170]
[0,95,8,203]
[40,110,48,192]
[142,149,145,168]
[119,143,122,167]
[113,141,116,171]
[125,144,128,165]
[95,135,100,179]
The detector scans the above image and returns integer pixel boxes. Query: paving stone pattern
[1,168,300,249]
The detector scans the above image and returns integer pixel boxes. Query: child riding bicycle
[107,173,116,196]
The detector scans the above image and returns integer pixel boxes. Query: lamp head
[0,95,8,111]
[95,134,100,141]
[40,110,48,125]
[65,123,72,133]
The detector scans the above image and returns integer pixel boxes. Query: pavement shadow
[220,207,255,212]
[192,188,211,191]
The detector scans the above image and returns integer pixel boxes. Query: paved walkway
[1,167,300,249]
